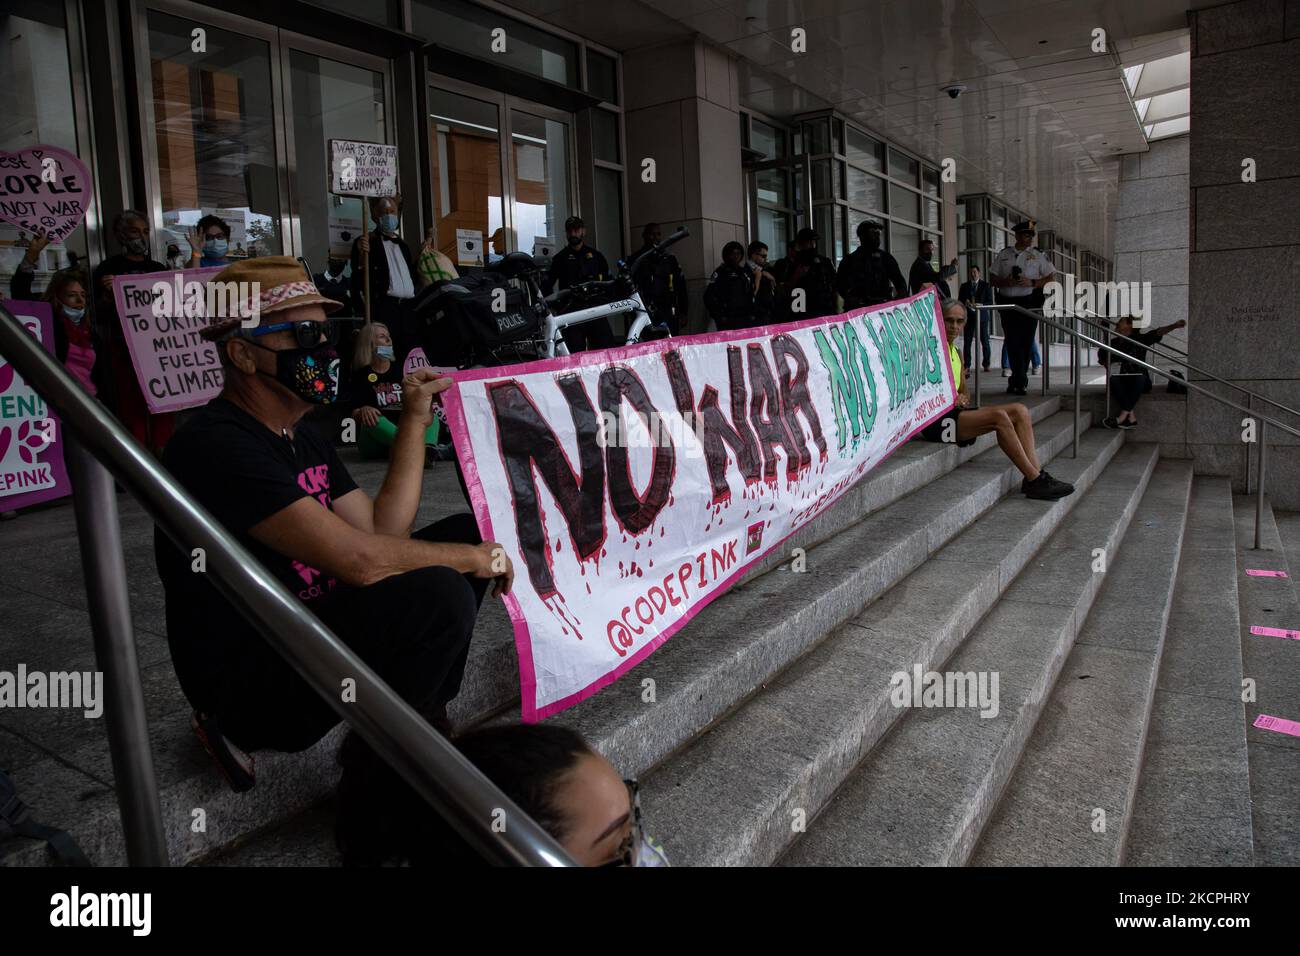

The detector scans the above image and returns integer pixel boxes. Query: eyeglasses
[598,779,644,868]
[242,319,339,349]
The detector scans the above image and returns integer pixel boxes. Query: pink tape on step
[1254,714,1300,738]
[1246,569,1289,578]
[1250,625,1300,640]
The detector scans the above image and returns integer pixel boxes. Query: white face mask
[376,345,395,361]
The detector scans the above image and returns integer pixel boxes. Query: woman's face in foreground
[554,752,635,866]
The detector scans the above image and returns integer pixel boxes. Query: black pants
[1111,372,1150,413]
[214,513,487,754]
[963,309,992,370]
[561,315,615,353]
[999,291,1042,390]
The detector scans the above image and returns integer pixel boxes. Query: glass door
[138,6,287,258]
[508,106,571,264]
[428,84,505,269]
[745,155,808,259]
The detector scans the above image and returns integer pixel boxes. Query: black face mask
[248,340,340,405]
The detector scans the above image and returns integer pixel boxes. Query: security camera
[942,84,967,99]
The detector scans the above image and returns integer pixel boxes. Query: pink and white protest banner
[442,287,956,721]
[112,267,226,414]
[0,300,71,509]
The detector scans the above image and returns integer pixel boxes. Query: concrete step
[1232,495,1300,866]
[1276,510,1300,583]
[970,460,1194,866]
[0,399,1064,866]
[777,441,1154,867]
[199,801,340,867]
[639,428,1127,867]
[553,409,1090,779]
[1124,477,1255,866]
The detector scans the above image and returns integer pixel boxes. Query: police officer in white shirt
[990,219,1055,396]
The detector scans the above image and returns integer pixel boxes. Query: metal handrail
[0,303,575,867]
[1066,309,1300,421]
[990,303,1295,548]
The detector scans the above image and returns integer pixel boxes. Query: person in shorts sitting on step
[919,299,1074,501]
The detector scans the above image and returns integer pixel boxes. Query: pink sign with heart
[0,145,93,245]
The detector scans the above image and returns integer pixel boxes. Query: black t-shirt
[154,397,360,697]
[352,362,404,423]
[93,254,167,344]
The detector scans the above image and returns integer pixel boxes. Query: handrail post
[1072,310,1080,458]
[1255,421,1267,550]
[65,437,169,866]
[1103,323,1112,422]
[1039,309,1049,396]
[972,306,982,409]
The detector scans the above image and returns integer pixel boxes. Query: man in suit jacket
[958,265,994,372]
[350,196,416,346]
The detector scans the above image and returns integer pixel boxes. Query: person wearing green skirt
[349,322,441,459]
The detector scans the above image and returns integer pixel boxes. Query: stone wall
[1187,0,1300,508]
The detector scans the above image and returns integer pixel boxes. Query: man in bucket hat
[153,257,513,864]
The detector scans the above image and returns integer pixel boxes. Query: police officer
[990,219,1055,395]
[630,222,688,334]
[542,215,614,352]
[836,219,907,309]
[704,241,757,331]
[774,227,838,319]
[908,237,957,298]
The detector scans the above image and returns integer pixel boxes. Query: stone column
[1187,0,1300,507]
[622,37,748,333]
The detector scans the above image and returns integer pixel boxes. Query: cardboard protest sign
[329,140,399,197]
[442,288,956,720]
[0,145,92,245]
[0,300,71,509]
[112,268,227,414]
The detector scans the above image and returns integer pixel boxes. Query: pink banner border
[0,299,72,510]
[441,287,957,722]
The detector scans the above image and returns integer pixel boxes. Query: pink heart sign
[0,145,93,244]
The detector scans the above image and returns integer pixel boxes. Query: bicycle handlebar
[622,225,690,275]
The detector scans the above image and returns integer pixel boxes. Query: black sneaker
[1102,417,1120,429]
[1039,469,1074,493]
[191,710,255,793]
[1119,419,1137,430]
[1023,471,1074,500]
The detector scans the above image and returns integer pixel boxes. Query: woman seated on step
[919,298,1074,501]
[1099,314,1186,430]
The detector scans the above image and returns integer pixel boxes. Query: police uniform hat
[1012,219,1036,234]
[564,215,585,231]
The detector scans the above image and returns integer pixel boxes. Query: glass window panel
[586,49,618,104]
[148,11,282,256]
[591,107,620,164]
[289,50,386,275]
[965,195,988,220]
[414,0,579,87]
[756,167,788,206]
[830,205,845,263]
[0,0,89,291]
[832,118,844,156]
[888,148,918,183]
[429,87,504,264]
[922,166,940,197]
[804,117,831,155]
[889,222,919,262]
[925,199,941,233]
[811,159,839,201]
[889,183,920,224]
[846,166,883,211]
[814,205,834,257]
[593,166,624,261]
[756,208,789,258]
[750,119,782,160]
[311,0,401,25]
[511,110,570,259]
[845,127,883,172]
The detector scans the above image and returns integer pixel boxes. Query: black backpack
[410,273,545,366]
